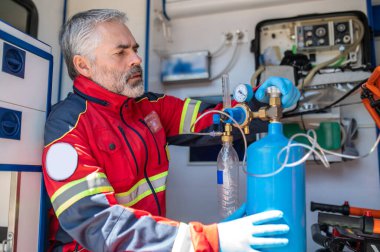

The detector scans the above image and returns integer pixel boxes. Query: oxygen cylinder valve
[251,86,283,122]
[266,86,283,122]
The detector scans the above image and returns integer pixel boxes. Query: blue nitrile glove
[218,210,289,252]
[221,203,246,222]
[255,76,300,108]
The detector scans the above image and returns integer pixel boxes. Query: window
[0,0,38,38]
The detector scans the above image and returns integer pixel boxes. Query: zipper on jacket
[139,119,161,165]
[119,103,161,215]
[118,126,139,174]
[123,122,162,215]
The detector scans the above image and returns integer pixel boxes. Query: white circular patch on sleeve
[46,143,78,181]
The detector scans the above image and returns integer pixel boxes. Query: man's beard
[91,64,144,98]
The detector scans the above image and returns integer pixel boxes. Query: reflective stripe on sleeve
[116,171,168,207]
[179,99,202,134]
[51,172,114,217]
[172,222,194,252]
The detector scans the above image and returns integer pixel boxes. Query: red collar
[73,75,131,112]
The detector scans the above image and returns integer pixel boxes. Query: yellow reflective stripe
[179,99,191,134]
[116,171,168,206]
[51,172,107,202]
[150,170,168,181]
[180,99,202,134]
[190,101,201,132]
[123,185,166,207]
[116,171,168,198]
[55,186,114,217]
[165,143,170,161]
[117,177,147,198]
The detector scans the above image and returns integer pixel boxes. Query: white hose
[253,129,380,178]
[210,42,241,81]
[190,111,380,179]
[210,39,230,57]
[190,110,380,178]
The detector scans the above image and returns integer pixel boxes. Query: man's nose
[130,52,142,66]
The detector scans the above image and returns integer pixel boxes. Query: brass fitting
[221,123,233,143]
[251,86,283,122]
[266,105,282,122]
[252,108,268,121]
[267,86,282,122]
[232,103,251,127]
[243,126,250,135]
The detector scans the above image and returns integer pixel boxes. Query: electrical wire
[284,78,367,118]
[333,101,363,108]
[250,65,265,87]
[161,0,171,21]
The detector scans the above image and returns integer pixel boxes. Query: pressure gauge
[233,84,254,103]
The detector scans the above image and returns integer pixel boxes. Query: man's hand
[255,77,300,108]
[217,210,289,252]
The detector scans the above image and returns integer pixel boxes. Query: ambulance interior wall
[15,0,379,251]
[147,1,380,251]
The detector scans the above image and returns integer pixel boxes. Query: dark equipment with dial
[334,21,352,45]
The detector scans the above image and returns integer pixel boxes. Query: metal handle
[2,233,13,252]
[311,201,350,215]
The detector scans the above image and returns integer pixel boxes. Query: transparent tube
[222,74,231,109]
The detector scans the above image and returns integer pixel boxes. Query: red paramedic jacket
[42,75,230,252]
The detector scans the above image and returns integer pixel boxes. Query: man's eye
[116,51,125,55]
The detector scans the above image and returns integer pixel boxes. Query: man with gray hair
[42,9,299,252]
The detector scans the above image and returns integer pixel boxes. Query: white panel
[15,172,41,252]
[0,40,50,112]
[0,10,52,252]
[0,101,46,166]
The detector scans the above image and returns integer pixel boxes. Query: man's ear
[73,55,92,78]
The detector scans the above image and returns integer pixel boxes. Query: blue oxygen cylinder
[247,122,306,251]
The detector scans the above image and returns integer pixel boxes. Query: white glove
[217,210,289,252]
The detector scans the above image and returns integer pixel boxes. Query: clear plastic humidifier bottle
[217,137,239,219]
